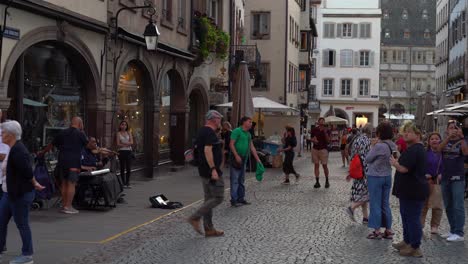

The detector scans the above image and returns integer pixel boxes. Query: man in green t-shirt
[229,116,261,207]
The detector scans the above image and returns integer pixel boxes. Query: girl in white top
[116,121,134,188]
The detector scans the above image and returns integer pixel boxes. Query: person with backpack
[229,116,261,207]
[188,110,225,237]
[364,121,396,240]
[278,126,300,184]
[345,124,371,224]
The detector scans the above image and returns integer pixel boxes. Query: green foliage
[195,16,230,60]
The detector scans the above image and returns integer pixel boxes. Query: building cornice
[323,14,382,18]
[7,0,108,34]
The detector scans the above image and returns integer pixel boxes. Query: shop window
[117,63,145,154]
[159,73,171,153]
[20,43,84,153]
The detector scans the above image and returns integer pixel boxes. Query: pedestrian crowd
[341,119,466,258]
[190,110,467,260]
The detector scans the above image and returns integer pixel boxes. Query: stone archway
[6,40,100,153]
[334,108,349,123]
[188,85,209,145]
[159,68,187,165]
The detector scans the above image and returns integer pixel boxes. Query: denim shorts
[56,167,80,183]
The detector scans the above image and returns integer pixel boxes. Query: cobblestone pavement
[67,152,468,264]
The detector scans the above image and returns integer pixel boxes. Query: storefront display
[159,73,171,154]
[19,43,84,153]
[117,63,145,154]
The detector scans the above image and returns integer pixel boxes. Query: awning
[48,94,80,102]
[23,98,47,107]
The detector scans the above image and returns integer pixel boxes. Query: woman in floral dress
[345,124,371,224]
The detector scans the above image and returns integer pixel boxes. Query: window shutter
[330,23,335,38]
[323,50,330,66]
[340,50,345,66]
[352,24,358,38]
[337,24,343,38]
[323,24,329,38]
[359,23,364,38]
[354,51,360,66]
[366,24,371,38]
[370,51,375,66]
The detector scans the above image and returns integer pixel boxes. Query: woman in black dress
[278,126,300,184]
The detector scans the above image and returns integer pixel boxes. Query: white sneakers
[441,232,453,238]
[447,234,465,242]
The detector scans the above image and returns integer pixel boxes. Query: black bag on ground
[149,194,183,209]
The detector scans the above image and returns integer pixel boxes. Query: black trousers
[118,150,132,186]
[283,151,297,175]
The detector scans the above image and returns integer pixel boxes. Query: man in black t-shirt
[188,110,225,237]
[39,117,88,214]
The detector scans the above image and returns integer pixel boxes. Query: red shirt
[311,127,329,150]
[396,137,407,153]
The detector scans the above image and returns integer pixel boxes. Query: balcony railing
[231,44,262,81]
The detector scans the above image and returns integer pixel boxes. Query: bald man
[39,116,88,214]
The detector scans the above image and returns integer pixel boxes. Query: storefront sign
[2,27,20,40]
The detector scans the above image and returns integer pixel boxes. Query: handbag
[428,156,443,209]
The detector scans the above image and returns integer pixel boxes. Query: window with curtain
[252,12,271,39]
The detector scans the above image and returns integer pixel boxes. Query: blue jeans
[230,158,247,203]
[441,180,465,236]
[367,175,392,229]
[0,191,35,256]
[400,198,425,249]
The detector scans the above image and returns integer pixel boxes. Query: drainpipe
[228,0,234,102]
[0,0,13,75]
[283,0,288,106]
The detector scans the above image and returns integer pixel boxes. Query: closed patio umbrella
[423,92,434,132]
[415,95,424,128]
[231,61,254,127]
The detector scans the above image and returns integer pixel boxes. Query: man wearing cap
[188,110,225,237]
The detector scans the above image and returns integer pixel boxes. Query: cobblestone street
[63,151,468,264]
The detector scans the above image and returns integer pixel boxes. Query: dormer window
[422,9,428,19]
[404,29,410,38]
[384,28,391,38]
[402,9,408,20]
[424,29,430,39]
[383,9,389,19]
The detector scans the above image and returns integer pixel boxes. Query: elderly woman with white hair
[0,121,43,264]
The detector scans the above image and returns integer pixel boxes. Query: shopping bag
[428,184,443,209]
[256,162,265,182]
